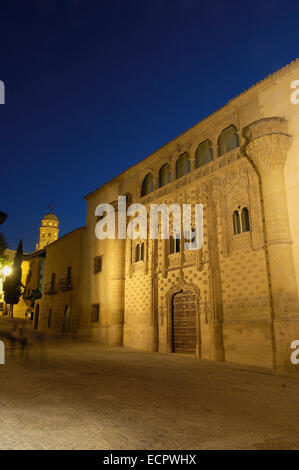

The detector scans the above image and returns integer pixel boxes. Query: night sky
[0,0,298,253]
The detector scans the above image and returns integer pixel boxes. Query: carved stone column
[150,239,159,352]
[109,200,126,346]
[203,179,225,362]
[244,118,299,320]
[161,239,167,278]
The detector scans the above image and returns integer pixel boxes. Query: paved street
[1,319,299,450]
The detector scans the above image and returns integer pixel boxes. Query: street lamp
[2,266,12,276]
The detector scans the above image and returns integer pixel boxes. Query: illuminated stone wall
[37,227,85,334]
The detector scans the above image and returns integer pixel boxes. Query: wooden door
[172,290,196,354]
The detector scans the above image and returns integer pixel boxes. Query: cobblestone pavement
[1,322,299,449]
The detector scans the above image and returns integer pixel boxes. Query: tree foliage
[26,288,42,308]
[0,232,9,269]
[3,240,23,310]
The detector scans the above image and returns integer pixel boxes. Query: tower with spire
[36,208,59,251]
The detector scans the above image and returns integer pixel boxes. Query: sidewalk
[1,338,299,449]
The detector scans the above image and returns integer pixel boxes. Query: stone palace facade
[22,59,299,370]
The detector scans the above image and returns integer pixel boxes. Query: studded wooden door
[172,290,196,354]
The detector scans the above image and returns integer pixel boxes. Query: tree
[0,211,7,225]
[26,288,42,308]
[3,239,23,318]
[0,232,9,270]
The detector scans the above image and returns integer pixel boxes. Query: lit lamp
[2,266,12,277]
[0,265,12,317]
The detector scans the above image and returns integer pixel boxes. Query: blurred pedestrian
[18,324,31,356]
[10,323,20,352]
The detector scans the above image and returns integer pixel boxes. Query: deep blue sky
[0,0,298,252]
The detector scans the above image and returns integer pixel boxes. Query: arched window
[169,235,181,254]
[241,207,250,232]
[233,207,250,235]
[175,152,190,179]
[195,139,213,168]
[233,210,241,235]
[217,125,239,157]
[141,173,154,197]
[158,163,171,188]
[135,242,145,262]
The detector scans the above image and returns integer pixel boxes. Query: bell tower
[36,209,59,250]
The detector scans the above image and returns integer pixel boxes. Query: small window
[91,304,100,323]
[241,207,250,232]
[67,266,72,282]
[183,226,196,250]
[233,210,241,234]
[176,152,190,179]
[169,236,181,254]
[51,273,56,292]
[135,242,145,262]
[48,308,52,328]
[233,207,250,235]
[141,173,154,197]
[94,256,102,274]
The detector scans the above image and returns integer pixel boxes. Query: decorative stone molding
[244,117,292,175]
[168,253,181,268]
[139,150,243,205]
[245,116,289,141]
[218,161,264,254]
[176,141,192,154]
